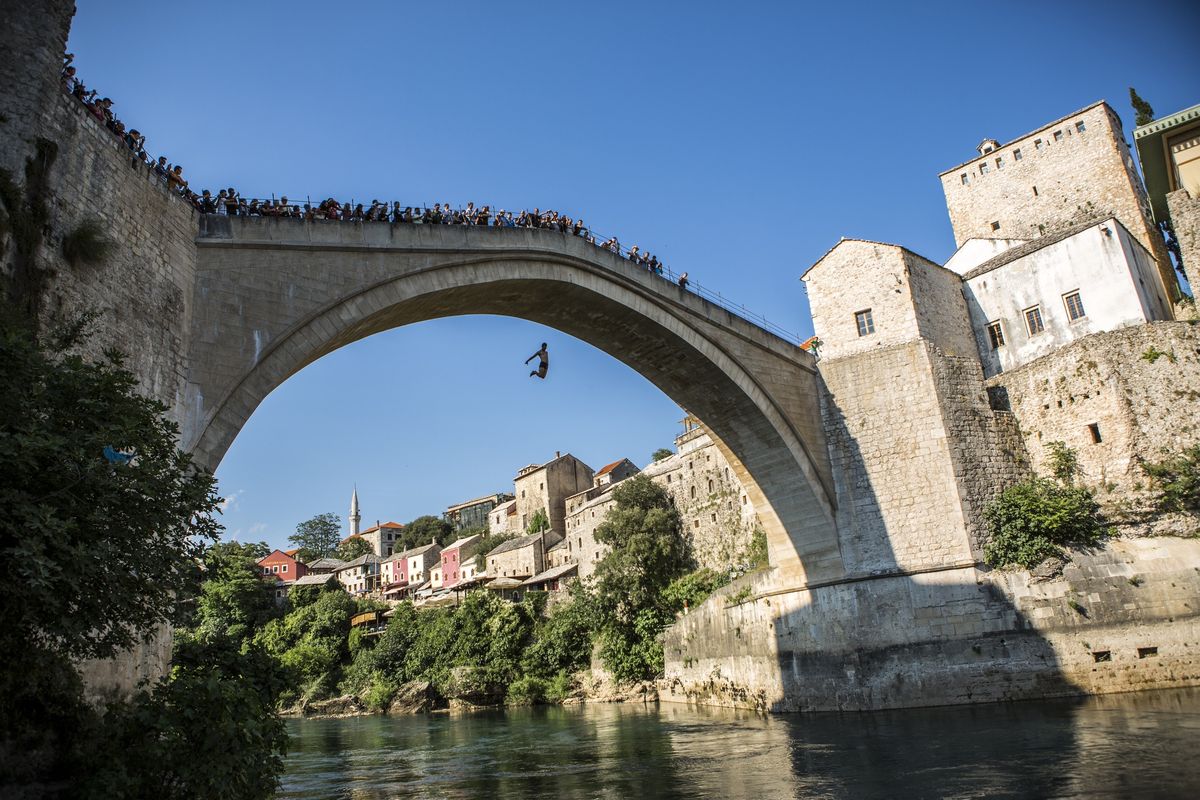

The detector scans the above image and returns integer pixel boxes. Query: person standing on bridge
[678,272,689,290]
[526,343,549,379]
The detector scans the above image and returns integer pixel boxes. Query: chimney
[555,450,561,458]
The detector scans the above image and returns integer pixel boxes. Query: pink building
[439,534,482,589]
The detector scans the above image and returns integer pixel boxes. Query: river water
[279,687,1200,799]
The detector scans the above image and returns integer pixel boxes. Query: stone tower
[349,486,361,537]
[937,101,1179,303]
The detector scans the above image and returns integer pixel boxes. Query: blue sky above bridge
[67,0,1199,549]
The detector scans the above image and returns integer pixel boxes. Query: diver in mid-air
[526,342,549,379]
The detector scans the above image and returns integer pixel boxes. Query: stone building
[938,101,1179,303]
[958,217,1171,376]
[354,520,405,558]
[802,242,1027,567]
[443,492,514,532]
[510,452,595,537]
[485,531,560,580]
[557,419,763,581]
[335,553,381,595]
[1134,101,1200,286]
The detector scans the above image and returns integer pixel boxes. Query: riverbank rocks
[301,695,366,717]
[576,670,659,704]
[387,681,440,715]
[442,666,504,706]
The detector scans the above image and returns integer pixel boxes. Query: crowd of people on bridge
[60,57,680,282]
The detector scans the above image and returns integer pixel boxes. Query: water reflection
[279,688,1200,799]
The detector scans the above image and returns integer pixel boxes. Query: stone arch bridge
[183,216,843,584]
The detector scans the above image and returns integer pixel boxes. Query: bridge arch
[184,216,844,583]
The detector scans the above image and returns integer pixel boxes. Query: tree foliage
[983,478,1107,569]
[651,448,674,462]
[395,515,452,552]
[1045,441,1080,485]
[83,635,287,800]
[1142,445,1200,517]
[527,508,550,534]
[336,535,374,561]
[289,512,341,563]
[0,310,222,662]
[187,540,279,643]
[591,475,691,681]
[1129,87,1156,127]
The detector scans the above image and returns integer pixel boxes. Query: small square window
[961,173,970,185]
[1024,305,1045,335]
[1075,121,1086,133]
[995,157,1004,169]
[1064,291,1086,321]
[1035,139,1044,150]
[986,321,1005,350]
[991,221,1001,231]
[855,309,875,337]
[1013,148,1023,161]
[979,161,991,174]
[1053,130,1063,142]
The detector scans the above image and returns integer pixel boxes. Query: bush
[1045,441,1080,484]
[983,478,1108,569]
[1143,445,1200,517]
[61,219,113,267]
[544,670,576,703]
[662,567,729,614]
[506,675,548,705]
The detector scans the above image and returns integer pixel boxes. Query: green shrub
[1044,441,1080,484]
[61,219,113,267]
[1142,445,1200,517]
[983,478,1108,569]
[662,567,729,613]
[544,670,575,703]
[506,675,548,705]
[362,673,398,712]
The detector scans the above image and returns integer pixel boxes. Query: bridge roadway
[185,215,844,584]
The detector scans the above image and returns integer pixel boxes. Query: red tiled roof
[285,548,300,557]
[596,459,626,476]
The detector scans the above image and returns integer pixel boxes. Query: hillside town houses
[257,413,764,609]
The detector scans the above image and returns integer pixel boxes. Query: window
[711,513,717,522]
[1053,130,1063,142]
[694,520,700,529]
[991,221,1001,231]
[1024,305,1045,335]
[995,157,1004,169]
[690,486,696,499]
[1088,423,1102,443]
[960,173,970,185]
[708,479,714,492]
[1013,148,1023,161]
[855,309,875,336]
[1075,120,1086,133]
[979,161,991,174]
[666,474,672,483]
[1063,291,1085,321]
[1032,185,1038,196]
[282,564,288,573]
[986,321,1005,350]
[1035,138,1044,150]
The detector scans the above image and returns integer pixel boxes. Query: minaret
[349,486,361,537]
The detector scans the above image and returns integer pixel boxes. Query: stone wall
[1168,187,1200,288]
[818,341,976,573]
[662,537,1200,712]
[938,101,1177,299]
[562,430,762,579]
[987,321,1200,535]
[1,0,201,702]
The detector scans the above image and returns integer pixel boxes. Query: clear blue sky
[66,1,1198,550]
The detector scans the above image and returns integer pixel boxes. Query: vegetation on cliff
[0,307,284,799]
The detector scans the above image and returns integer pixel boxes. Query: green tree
[651,447,674,462]
[83,635,287,800]
[591,475,691,681]
[186,540,279,643]
[1142,445,1200,517]
[527,508,550,534]
[289,512,342,562]
[473,531,517,570]
[0,309,222,661]
[398,514,452,551]
[1045,441,1080,485]
[336,535,374,561]
[1130,87,1156,127]
[983,478,1108,569]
